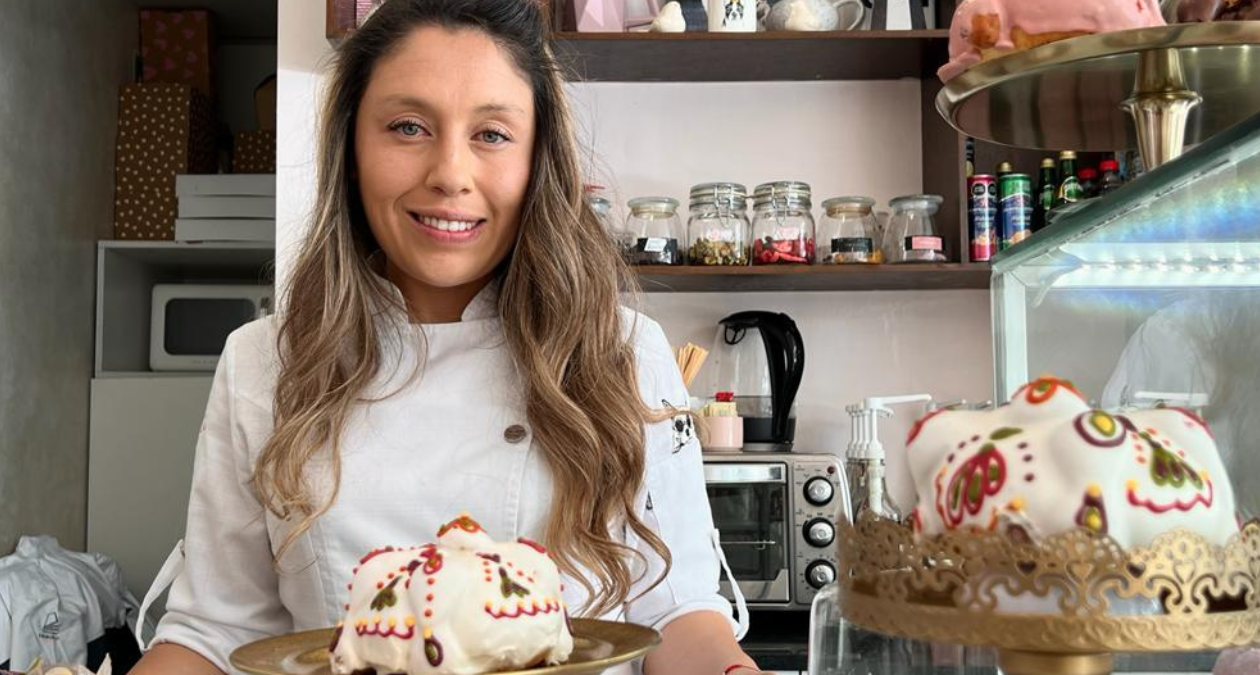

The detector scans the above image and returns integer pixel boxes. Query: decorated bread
[904,377,1239,548]
[330,515,574,675]
[938,0,1166,81]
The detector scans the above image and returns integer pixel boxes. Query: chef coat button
[504,424,529,444]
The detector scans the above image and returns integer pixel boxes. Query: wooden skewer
[675,343,708,389]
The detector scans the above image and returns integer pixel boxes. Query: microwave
[149,284,273,371]
[704,451,844,610]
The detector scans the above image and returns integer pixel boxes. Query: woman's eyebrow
[377,93,525,117]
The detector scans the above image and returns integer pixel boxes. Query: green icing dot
[990,427,1023,441]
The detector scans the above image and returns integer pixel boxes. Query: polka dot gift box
[232,130,276,174]
[113,83,216,240]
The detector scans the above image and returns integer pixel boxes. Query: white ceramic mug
[830,0,865,30]
[709,0,758,32]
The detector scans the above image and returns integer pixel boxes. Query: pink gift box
[140,9,216,99]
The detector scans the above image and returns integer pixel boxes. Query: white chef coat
[146,281,741,674]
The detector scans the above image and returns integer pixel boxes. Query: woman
[129,0,762,674]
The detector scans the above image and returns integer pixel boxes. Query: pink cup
[702,416,744,452]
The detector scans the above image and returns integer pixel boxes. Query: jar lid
[753,181,812,208]
[822,196,875,215]
[889,194,944,211]
[689,182,748,209]
[587,195,611,215]
[628,196,680,215]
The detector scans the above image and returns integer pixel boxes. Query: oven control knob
[803,518,835,548]
[804,477,834,505]
[806,560,836,589]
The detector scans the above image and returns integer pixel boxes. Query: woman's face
[354,25,535,296]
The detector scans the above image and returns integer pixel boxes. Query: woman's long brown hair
[251,0,670,617]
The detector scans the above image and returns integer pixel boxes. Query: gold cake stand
[229,618,659,675]
[835,516,1260,675]
[936,23,1260,169]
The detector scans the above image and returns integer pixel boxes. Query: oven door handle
[703,464,786,483]
[718,540,779,547]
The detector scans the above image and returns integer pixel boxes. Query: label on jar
[831,237,873,254]
[773,227,800,241]
[643,237,669,253]
[703,229,737,243]
[905,235,943,252]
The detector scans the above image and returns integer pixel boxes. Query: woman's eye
[479,130,509,144]
[391,121,424,137]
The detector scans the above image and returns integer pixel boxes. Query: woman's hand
[643,610,766,675]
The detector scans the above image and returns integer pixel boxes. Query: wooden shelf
[554,30,950,82]
[634,263,990,292]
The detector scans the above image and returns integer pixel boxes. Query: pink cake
[330,515,574,675]
[938,0,1166,81]
[904,377,1239,548]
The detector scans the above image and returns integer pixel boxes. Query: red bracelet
[723,665,757,675]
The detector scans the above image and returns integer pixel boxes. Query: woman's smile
[408,208,488,244]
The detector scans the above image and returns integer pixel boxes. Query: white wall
[0,1,136,552]
[276,3,994,508]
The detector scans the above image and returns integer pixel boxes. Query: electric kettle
[704,311,805,450]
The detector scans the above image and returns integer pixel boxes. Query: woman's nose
[424,137,474,197]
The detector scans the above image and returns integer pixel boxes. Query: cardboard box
[232,131,276,174]
[255,75,276,131]
[113,83,216,240]
[140,9,216,99]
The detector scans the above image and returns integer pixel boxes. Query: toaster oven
[704,451,844,610]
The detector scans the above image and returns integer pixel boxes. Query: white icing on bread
[330,515,574,675]
[905,377,1239,548]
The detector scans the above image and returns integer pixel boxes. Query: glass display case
[991,111,1260,526]
[986,111,1260,674]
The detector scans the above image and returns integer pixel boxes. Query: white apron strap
[134,539,185,651]
[710,528,750,642]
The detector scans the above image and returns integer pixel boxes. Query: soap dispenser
[808,393,932,675]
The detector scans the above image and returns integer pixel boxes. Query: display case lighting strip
[1059,241,1260,265]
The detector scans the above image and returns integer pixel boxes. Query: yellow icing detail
[336,621,344,628]
[518,600,526,610]
[485,601,493,611]
[405,616,416,628]
[1008,498,1026,512]
[1200,469,1210,480]
[532,599,539,610]
[387,618,396,628]
[1126,479,1139,491]
[1092,412,1116,435]
[356,619,367,628]
[1085,512,1103,532]
[373,615,381,624]
[423,627,433,639]
[1086,484,1102,498]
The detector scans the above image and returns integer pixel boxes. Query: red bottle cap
[715,391,735,402]
[1100,159,1119,172]
[1079,167,1099,180]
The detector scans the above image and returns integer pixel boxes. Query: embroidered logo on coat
[664,400,696,454]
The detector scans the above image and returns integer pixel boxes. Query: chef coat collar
[367,250,501,323]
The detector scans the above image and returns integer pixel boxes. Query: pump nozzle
[846,393,932,461]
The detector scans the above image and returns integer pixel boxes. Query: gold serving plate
[935,23,1260,168]
[837,516,1260,675]
[230,618,659,675]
